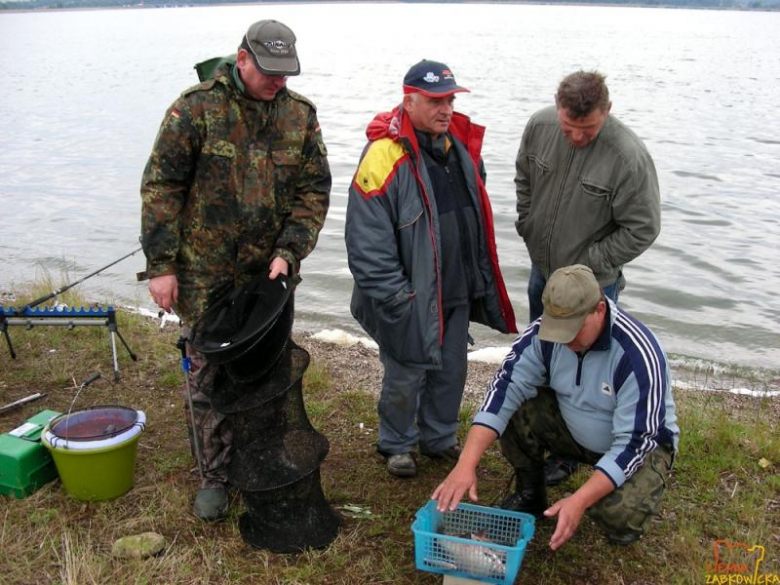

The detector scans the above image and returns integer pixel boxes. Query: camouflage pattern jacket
[140,63,331,325]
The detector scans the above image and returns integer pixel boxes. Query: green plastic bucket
[42,406,146,501]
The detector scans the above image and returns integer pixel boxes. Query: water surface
[1,3,778,369]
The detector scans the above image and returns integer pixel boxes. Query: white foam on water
[467,347,510,364]
[311,329,378,350]
[673,380,780,399]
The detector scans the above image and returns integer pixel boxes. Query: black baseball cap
[403,59,469,98]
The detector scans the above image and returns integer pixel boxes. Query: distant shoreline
[2,0,779,15]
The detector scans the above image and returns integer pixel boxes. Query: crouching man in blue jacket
[433,264,678,549]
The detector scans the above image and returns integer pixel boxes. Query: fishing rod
[17,246,144,312]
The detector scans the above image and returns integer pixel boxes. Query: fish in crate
[412,501,535,584]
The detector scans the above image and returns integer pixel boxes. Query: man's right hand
[149,274,178,313]
[431,425,498,511]
[431,463,479,512]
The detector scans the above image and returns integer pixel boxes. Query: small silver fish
[437,531,506,579]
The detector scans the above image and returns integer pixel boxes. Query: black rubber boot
[544,454,580,486]
[500,468,548,517]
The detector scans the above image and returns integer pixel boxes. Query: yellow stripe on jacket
[352,138,409,199]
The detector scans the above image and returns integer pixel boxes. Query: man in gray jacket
[345,60,517,478]
[515,70,661,485]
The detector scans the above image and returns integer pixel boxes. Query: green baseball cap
[539,265,602,344]
[244,19,300,76]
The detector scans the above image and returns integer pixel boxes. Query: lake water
[0,3,778,371]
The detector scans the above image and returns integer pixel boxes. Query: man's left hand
[544,495,587,551]
[544,468,614,550]
[269,257,289,280]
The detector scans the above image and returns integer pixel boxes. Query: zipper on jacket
[542,147,575,275]
[576,352,585,386]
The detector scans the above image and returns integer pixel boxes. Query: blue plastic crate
[412,501,535,584]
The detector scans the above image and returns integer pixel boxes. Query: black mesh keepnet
[223,299,294,384]
[207,346,310,415]
[227,428,329,490]
[202,306,339,552]
[190,272,292,366]
[238,469,341,553]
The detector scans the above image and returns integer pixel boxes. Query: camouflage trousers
[500,387,674,540]
[182,330,232,488]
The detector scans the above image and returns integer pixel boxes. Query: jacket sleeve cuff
[594,460,624,489]
[273,248,299,277]
[137,263,176,282]
[472,413,508,437]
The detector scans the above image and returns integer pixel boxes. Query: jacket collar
[365,106,485,163]
[590,298,613,352]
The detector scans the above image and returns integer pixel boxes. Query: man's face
[557,105,610,148]
[236,49,288,102]
[565,301,606,353]
[404,93,455,136]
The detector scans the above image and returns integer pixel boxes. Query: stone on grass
[112,532,166,559]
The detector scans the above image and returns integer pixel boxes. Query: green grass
[1,285,779,584]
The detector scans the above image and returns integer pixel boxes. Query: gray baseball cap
[539,265,602,344]
[244,20,300,76]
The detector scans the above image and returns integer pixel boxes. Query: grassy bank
[0,291,778,584]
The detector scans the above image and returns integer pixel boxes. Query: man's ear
[236,48,251,71]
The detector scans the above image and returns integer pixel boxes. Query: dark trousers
[377,304,470,455]
[500,388,673,539]
[184,330,232,488]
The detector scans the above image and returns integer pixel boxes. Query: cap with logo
[244,19,300,76]
[539,265,603,344]
[403,59,470,98]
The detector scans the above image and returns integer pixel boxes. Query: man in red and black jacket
[345,60,517,478]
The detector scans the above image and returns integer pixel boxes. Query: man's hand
[544,468,614,550]
[544,495,587,551]
[432,463,479,512]
[269,257,289,280]
[430,425,499,512]
[149,274,178,313]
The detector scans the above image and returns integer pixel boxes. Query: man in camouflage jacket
[139,20,331,520]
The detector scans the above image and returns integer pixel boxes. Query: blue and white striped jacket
[473,299,678,488]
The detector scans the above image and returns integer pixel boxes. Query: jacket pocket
[529,154,550,174]
[191,140,238,227]
[272,148,302,212]
[527,154,551,186]
[202,139,237,158]
[353,286,425,363]
[397,192,425,230]
[580,179,613,200]
[374,291,425,362]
